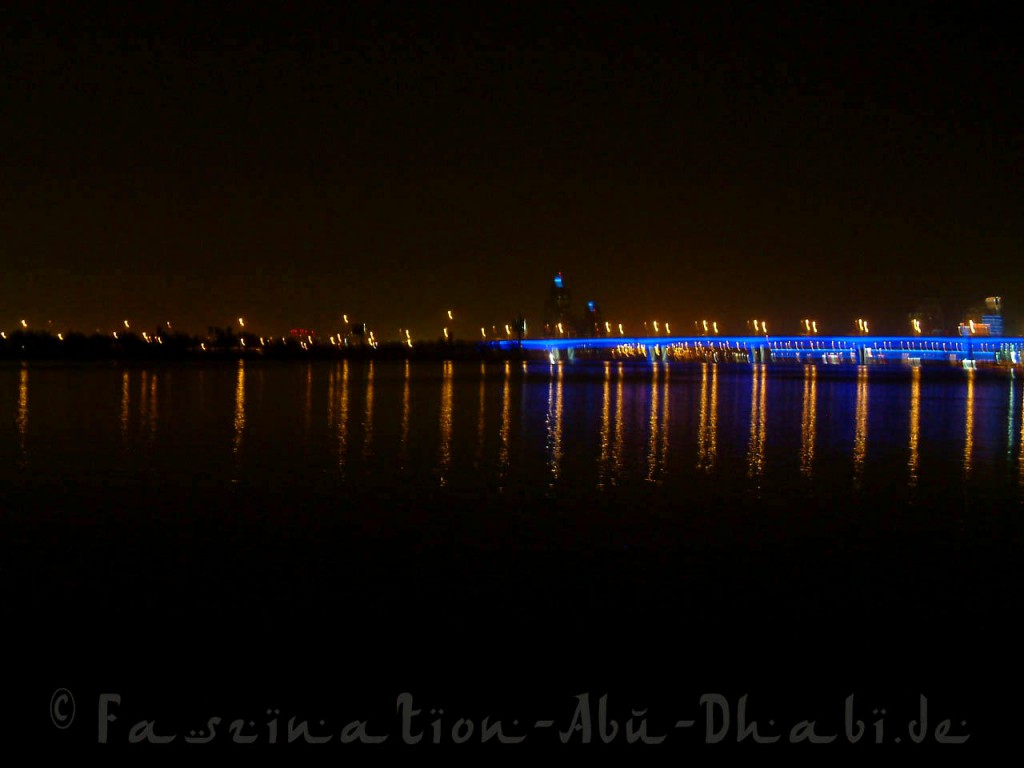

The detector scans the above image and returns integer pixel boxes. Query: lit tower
[983,296,1004,337]
[583,300,605,337]
[543,272,576,337]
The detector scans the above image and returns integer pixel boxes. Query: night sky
[2,2,1020,338]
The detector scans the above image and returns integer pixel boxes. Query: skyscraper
[543,272,576,336]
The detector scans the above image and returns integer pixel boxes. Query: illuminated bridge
[489,336,1024,367]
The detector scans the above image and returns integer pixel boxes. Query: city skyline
[3,5,1020,339]
[0,270,1015,341]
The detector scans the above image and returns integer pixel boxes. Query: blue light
[587,301,595,311]
[488,334,1024,363]
[553,275,563,289]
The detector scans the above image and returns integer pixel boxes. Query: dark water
[4,360,1022,750]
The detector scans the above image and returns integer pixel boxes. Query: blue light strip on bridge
[488,335,1024,359]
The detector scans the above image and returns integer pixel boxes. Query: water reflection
[16,366,28,465]
[697,363,718,472]
[499,362,511,483]
[477,363,486,461]
[8,359,1015,500]
[304,364,313,439]
[646,365,660,482]
[338,361,350,473]
[1008,375,1016,464]
[660,364,670,472]
[747,364,766,480]
[800,364,816,478]
[328,365,336,425]
[120,370,130,444]
[909,366,921,488]
[439,361,452,485]
[232,360,246,457]
[1020,379,1024,490]
[853,366,869,484]
[612,362,624,482]
[963,369,974,477]
[401,360,411,460]
[363,362,375,457]
[546,364,563,482]
[598,362,611,488]
[139,370,149,431]
[148,372,159,440]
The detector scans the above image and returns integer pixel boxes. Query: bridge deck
[488,336,1024,365]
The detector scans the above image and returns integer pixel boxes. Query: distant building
[959,296,1003,337]
[543,272,577,336]
[583,300,605,337]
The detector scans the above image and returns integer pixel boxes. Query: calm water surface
[4,360,1022,743]
[4,359,1021,505]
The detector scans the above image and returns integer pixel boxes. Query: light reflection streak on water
[439,361,452,485]
[1019,375,1024,491]
[338,361,349,473]
[363,361,375,457]
[800,364,816,478]
[611,362,624,483]
[747,364,766,480]
[477,362,486,461]
[149,372,159,440]
[908,366,920,488]
[499,362,511,483]
[120,370,130,445]
[698,364,707,469]
[139,370,149,429]
[646,364,660,482]
[1007,374,1015,465]
[232,360,245,457]
[16,367,28,465]
[853,366,869,485]
[328,365,336,428]
[401,360,411,460]
[660,363,670,474]
[697,363,719,473]
[546,364,563,482]
[304,364,313,439]
[963,368,974,477]
[598,362,611,489]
